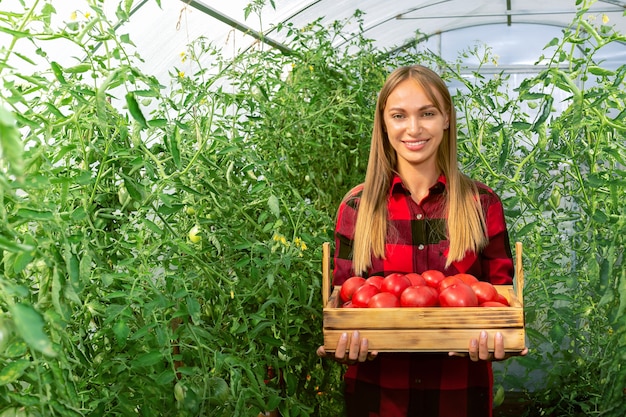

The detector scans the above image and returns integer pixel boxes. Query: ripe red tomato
[470,281,498,304]
[365,276,384,289]
[339,276,366,302]
[438,276,463,293]
[439,283,479,307]
[380,273,412,298]
[495,293,510,306]
[480,301,509,307]
[404,273,426,287]
[367,292,400,308]
[455,273,479,285]
[351,284,380,307]
[342,300,356,308]
[400,286,439,307]
[422,270,446,288]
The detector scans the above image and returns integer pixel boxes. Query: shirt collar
[390,173,447,197]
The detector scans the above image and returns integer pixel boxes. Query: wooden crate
[322,242,526,353]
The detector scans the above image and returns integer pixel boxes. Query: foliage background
[0,0,624,416]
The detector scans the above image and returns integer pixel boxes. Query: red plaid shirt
[333,174,514,417]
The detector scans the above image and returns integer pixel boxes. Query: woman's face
[383,78,449,175]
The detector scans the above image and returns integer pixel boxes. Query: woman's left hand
[449,331,529,362]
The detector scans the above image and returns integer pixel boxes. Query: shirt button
[416,214,423,220]
[418,244,425,250]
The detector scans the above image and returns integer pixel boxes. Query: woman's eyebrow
[386,104,436,112]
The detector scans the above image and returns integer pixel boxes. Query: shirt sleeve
[480,190,514,285]
[333,196,359,286]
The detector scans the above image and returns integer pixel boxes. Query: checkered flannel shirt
[332,174,514,417]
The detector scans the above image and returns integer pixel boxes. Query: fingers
[468,331,517,362]
[478,331,490,361]
[468,336,479,361]
[316,345,326,357]
[357,336,370,362]
[347,331,362,362]
[324,331,374,365]
[493,332,505,360]
[334,332,350,362]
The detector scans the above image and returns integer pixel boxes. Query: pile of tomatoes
[339,271,510,308]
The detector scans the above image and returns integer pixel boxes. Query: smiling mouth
[403,140,428,150]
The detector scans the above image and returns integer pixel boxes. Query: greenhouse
[0,0,625,416]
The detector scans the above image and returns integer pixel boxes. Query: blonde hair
[349,65,488,275]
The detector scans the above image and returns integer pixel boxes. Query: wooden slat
[323,328,526,353]
[324,306,524,329]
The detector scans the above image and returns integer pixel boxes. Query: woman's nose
[407,117,421,135]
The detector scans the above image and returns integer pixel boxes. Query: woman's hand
[316,331,378,364]
[449,331,529,362]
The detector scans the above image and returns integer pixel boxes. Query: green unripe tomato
[188,225,201,243]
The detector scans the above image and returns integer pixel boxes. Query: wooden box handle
[515,241,524,306]
[322,242,331,307]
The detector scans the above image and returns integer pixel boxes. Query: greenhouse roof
[2,0,626,83]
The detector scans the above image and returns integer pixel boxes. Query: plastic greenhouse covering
[2,0,625,85]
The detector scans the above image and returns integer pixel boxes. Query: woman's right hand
[316,330,378,364]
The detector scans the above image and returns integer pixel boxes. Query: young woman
[316,65,527,417]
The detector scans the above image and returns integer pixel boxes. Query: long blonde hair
[349,65,488,275]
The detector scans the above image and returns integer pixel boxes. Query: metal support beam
[183,0,293,55]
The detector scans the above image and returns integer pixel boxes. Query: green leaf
[147,118,167,127]
[511,121,531,131]
[125,92,148,129]
[113,319,129,347]
[64,63,91,74]
[0,359,31,386]
[268,195,280,218]
[121,174,144,201]
[10,303,56,357]
[169,126,181,169]
[588,66,614,77]
[131,351,163,367]
[544,37,560,49]
[12,250,34,274]
[0,234,35,253]
[0,107,24,176]
[0,26,30,38]
[15,208,54,220]
[142,218,163,235]
[532,96,553,131]
[13,52,36,66]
